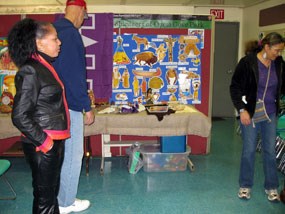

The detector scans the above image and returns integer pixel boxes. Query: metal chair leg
[276,142,285,159]
[278,153,285,170]
[0,174,16,200]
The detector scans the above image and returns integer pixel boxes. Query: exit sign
[210,9,225,20]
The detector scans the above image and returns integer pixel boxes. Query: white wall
[193,1,284,59]
[243,0,284,57]
[243,0,284,37]
[194,7,243,59]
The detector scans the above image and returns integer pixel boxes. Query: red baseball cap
[66,0,87,10]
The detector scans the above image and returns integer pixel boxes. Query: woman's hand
[240,110,251,126]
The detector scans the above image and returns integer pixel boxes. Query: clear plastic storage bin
[140,144,190,172]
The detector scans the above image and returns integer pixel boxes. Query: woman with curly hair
[8,18,70,213]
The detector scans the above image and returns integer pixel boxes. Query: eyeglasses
[270,47,284,56]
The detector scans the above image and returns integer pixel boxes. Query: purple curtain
[84,13,113,99]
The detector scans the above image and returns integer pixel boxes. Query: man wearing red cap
[53,0,94,213]
[66,0,86,9]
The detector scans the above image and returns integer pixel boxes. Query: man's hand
[84,110,95,125]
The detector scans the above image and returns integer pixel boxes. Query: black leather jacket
[12,58,69,147]
[230,53,285,118]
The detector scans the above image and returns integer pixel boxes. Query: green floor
[0,118,284,213]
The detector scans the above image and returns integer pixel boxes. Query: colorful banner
[111,14,211,105]
[0,37,17,72]
[0,37,17,113]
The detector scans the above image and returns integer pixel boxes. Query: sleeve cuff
[36,135,54,153]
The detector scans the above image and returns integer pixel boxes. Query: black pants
[22,140,65,214]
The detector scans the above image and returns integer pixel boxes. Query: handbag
[252,65,271,123]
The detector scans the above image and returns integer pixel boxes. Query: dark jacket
[230,53,285,118]
[53,18,91,112]
[12,58,70,147]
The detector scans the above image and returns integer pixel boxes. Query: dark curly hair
[244,40,261,55]
[8,18,52,67]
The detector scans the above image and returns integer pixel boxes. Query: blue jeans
[239,113,279,190]
[58,110,84,207]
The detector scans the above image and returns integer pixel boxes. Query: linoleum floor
[0,118,284,213]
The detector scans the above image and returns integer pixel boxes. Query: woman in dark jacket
[8,18,70,213]
[230,32,285,202]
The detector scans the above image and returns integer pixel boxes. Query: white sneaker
[265,189,280,202]
[238,187,251,200]
[59,198,90,214]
